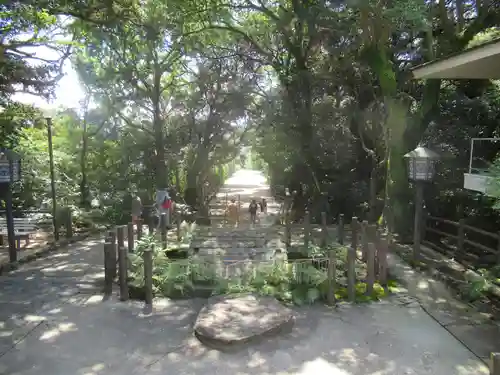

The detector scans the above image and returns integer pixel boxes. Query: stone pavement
[388,250,500,363]
[0,286,490,374]
[0,236,105,355]
[0,169,491,374]
[192,169,285,264]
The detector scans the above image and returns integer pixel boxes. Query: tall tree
[1,2,70,105]
[72,0,185,191]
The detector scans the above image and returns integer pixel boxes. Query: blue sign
[0,162,20,183]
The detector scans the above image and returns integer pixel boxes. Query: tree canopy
[2,0,500,238]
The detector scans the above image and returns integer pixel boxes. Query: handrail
[424,215,500,262]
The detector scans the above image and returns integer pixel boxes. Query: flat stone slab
[194,294,294,349]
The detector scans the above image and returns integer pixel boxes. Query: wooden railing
[423,214,500,266]
[104,212,389,306]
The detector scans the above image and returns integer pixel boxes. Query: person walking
[260,198,267,214]
[226,198,239,227]
[131,194,143,227]
[160,195,175,229]
[249,199,259,225]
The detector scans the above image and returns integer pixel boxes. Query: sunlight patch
[417,280,429,289]
[298,358,351,375]
[24,314,46,322]
[0,330,13,337]
[85,295,103,305]
[39,322,76,341]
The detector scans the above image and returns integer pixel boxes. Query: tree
[183,0,344,193]
[72,0,185,191]
[0,2,69,105]
[176,54,258,206]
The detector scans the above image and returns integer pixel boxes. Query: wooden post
[348,218,357,302]
[224,192,228,225]
[237,194,241,225]
[320,212,328,248]
[378,236,388,286]
[368,224,378,271]
[497,232,500,266]
[144,245,153,306]
[421,209,427,243]
[116,225,125,252]
[118,242,129,301]
[127,223,134,253]
[304,211,310,249]
[366,242,376,296]
[65,208,73,238]
[351,217,358,251]
[361,220,368,262]
[285,193,291,250]
[108,230,117,279]
[491,352,500,375]
[160,214,167,249]
[327,248,336,305]
[413,181,424,263]
[103,238,114,296]
[337,214,344,245]
[137,219,143,240]
[148,216,155,235]
[176,214,181,242]
[458,218,465,260]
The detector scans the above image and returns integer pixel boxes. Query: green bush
[127,236,391,304]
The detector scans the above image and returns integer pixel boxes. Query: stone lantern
[404,146,439,182]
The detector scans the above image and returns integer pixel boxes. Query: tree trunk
[152,60,167,190]
[284,68,320,201]
[174,163,181,198]
[184,170,198,207]
[368,157,377,223]
[79,129,90,209]
[79,97,91,209]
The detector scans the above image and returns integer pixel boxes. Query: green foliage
[3,0,500,259]
[0,2,66,104]
[127,237,389,304]
[460,266,500,302]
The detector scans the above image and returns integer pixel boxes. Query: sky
[11,45,86,111]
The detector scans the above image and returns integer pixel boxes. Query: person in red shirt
[160,196,175,228]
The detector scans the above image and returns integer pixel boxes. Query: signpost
[0,149,21,262]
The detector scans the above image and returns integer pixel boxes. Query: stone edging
[0,229,104,276]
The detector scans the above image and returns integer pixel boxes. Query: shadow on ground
[0,295,489,375]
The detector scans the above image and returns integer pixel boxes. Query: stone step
[193,232,277,238]
[194,227,279,233]
[192,243,264,249]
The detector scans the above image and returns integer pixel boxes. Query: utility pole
[46,117,58,241]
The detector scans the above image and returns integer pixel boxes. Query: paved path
[0,169,490,374]
[388,248,500,361]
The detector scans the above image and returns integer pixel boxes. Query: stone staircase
[191,170,285,264]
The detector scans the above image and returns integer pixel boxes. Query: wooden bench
[0,218,37,249]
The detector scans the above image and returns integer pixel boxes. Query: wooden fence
[284,211,389,302]
[423,214,500,266]
[103,211,388,307]
[103,215,182,302]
